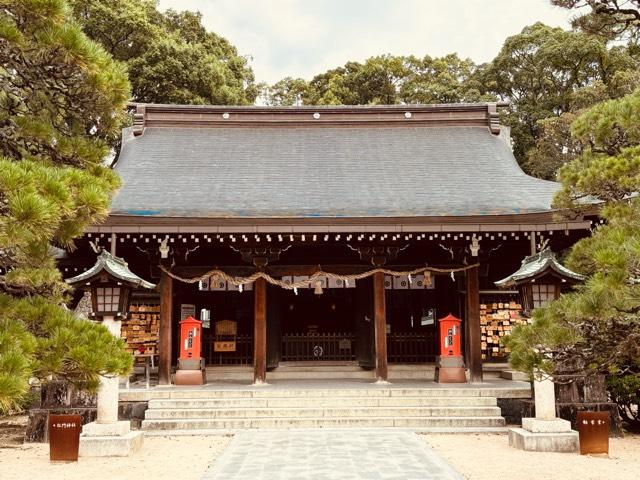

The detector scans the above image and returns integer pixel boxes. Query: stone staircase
[202,362,528,383]
[140,386,509,433]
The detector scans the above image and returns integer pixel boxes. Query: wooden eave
[88,212,592,234]
[131,102,506,134]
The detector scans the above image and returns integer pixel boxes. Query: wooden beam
[373,271,388,382]
[465,266,483,382]
[158,270,173,385]
[253,277,267,384]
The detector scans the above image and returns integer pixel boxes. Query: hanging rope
[159,263,479,290]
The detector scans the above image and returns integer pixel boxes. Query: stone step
[141,416,506,430]
[202,370,504,381]
[150,387,518,400]
[141,426,510,436]
[144,406,503,419]
[147,395,498,409]
[268,370,375,380]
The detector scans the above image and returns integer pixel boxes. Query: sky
[158,0,574,84]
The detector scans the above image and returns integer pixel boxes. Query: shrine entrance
[280,287,357,362]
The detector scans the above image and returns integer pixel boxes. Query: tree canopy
[486,22,638,173]
[552,0,640,47]
[69,0,258,105]
[261,54,493,106]
[0,0,132,413]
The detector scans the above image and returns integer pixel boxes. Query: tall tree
[486,22,637,168]
[0,0,132,412]
[69,1,257,105]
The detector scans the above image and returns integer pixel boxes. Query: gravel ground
[0,434,230,480]
[423,433,640,480]
[1,420,639,480]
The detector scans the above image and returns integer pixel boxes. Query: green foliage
[555,89,640,207]
[0,293,132,413]
[0,0,132,413]
[487,22,638,171]
[261,54,494,106]
[68,0,257,105]
[552,1,640,47]
[505,88,640,380]
[607,374,640,427]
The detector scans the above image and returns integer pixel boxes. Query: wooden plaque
[49,414,81,462]
[214,341,236,352]
[577,411,609,455]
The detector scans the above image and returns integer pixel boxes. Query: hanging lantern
[314,280,324,295]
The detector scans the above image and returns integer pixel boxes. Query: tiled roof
[110,120,559,219]
[66,251,156,289]
[494,248,585,287]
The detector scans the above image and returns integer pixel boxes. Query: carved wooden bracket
[356,246,402,267]
[238,247,285,268]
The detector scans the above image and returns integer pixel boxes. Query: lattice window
[96,286,120,312]
[532,284,555,308]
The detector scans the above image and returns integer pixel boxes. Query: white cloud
[158,0,572,83]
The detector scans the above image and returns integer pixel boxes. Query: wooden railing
[281,332,356,361]
[387,331,437,363]
[201,331,437,364]
[203,333,253,365]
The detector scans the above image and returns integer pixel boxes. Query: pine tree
[0,0,132,413]
[505,89,640,380]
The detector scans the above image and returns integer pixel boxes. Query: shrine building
[61,103,593,386]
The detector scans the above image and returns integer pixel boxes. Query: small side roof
[494,248,585,288]
[66,250,155,289]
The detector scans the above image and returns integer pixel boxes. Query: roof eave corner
[487,102,508,135]
[132,104,146,137]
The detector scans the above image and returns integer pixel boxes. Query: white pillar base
[80,421,144,457]
[78,315,144,457]
[80,430,143,457]
[508,428,578,452]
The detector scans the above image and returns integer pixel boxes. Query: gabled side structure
[59,103,594,385]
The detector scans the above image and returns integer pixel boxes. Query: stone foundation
[79,430,144,457]
[508,428,579,452]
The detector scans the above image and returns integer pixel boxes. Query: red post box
[175,315,205,385]
[439,313,462,357]
[179,315,202,359]
[435,313,467,383]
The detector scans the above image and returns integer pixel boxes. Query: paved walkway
[202,429,464,480]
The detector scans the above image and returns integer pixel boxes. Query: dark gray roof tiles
[110,125,559,218]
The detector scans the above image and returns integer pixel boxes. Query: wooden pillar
[253,277,267,384]
[158,270,173,385]
[465,266,483,382]
[373,272,388,382]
